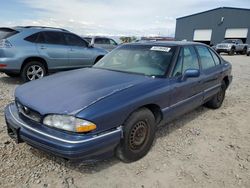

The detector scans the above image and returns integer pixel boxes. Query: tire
[247,52,250,56]
[228,48,235,56]
[116,108,156,162]
[205,81,226,109]
[5,73,20,77]
[21,61,46,82]
[242,48,247,55]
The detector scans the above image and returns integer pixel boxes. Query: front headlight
[43,115,96,133]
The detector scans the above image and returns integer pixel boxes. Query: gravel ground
[0,55,250,188]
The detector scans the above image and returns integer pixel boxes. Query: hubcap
[27,65,44,81]
[129,121,148,150]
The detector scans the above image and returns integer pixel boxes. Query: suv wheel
[228,48,235,56]
[21,61,46,82]
[116,108,156,162]
[242,48,247,55]
[205,81,226,109]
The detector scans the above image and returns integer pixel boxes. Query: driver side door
[166,46,203,120]
[64,33,93,68]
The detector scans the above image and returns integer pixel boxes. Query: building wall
[175,8,250,45]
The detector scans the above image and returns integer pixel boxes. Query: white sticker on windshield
[150,46,171,52]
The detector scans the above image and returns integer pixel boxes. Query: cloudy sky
[0,0,250,36]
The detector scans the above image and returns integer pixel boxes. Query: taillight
[0,39,12,48]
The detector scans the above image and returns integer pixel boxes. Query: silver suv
[83,36,118,52]
[0,26,107,81]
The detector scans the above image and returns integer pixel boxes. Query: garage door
[225,28,248,38]
[193,29,212,41]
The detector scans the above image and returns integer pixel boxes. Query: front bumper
[5,103,122,160]
[216,48,231,53]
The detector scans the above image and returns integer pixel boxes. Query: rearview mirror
[181,69,200,81]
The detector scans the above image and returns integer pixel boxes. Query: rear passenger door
[195,46,223,101]
[167,46,203,120]
[36,31,69,70]
[64,33,93,68]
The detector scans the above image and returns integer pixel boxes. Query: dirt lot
[0,55,250,188]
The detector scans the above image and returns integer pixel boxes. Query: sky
[0,0,250,37]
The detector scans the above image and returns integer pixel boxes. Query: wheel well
[94,56,104,63]
[21,57,48,73]
[223,76,230,89]
[231,46,235,50]
[143,104,163,124]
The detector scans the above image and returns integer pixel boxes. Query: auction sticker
[150,46,171,52]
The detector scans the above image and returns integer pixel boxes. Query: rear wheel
[205,81,226,109]
[21,61,46,82]
[116,108,156,162]
[242,48,247,55]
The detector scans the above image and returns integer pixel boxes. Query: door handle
[40,46,46,50]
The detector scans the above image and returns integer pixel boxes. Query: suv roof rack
[16,26,69,32]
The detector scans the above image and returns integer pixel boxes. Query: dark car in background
[0,26,107,81]
[83,36,118,52]
[5,41,232,162]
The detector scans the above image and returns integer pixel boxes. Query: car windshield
[222,39,237,44]
[94,45,176,77]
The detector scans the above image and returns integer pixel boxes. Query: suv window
[172,46,199,77]
[43,31,65,45]
[209,49,220,65]
[110,39,117,45]
[196,46,216,70]
[64,33,87,47]
[95,38,110,44]
[25,33,39,43]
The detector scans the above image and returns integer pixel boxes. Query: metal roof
[177,7,250,20]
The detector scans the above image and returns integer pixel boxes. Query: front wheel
[116,108,156,162]
[205,81,226,109]
[228,48,235,56]
[21,61,46,82]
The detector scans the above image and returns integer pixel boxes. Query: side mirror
[181,69,200,81]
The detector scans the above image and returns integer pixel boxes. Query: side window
[64,33,87,47]
[172,46,199,77]
[43,31,65,45]
[95,38,104,44]
[36,32,46,43]
[24,33,39,43]
[209,49,220,65]
[182,46,199,72]
[196,46,216,70]
[110,39,117,45]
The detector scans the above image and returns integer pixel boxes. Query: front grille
[16,101,42,123]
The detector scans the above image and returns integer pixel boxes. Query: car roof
[12,26,70,33]
[127,41,207,47]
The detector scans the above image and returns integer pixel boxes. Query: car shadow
[29,105,209,174]
[0,74,23,85]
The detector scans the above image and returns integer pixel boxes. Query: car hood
[217,43,233,46]
[15,68,149,115]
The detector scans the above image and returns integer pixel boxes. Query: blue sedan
[5,41,232,162]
